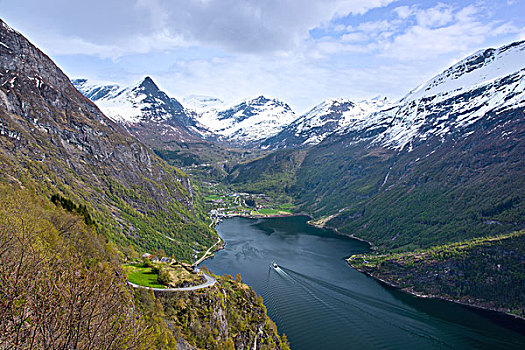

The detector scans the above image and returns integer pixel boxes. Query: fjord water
[204,216,525,350]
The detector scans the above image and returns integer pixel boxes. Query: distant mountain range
[75,41,525,154]
[261,97,392,149]
[194,95,297,146]
[73,79,394,149]
[70,39,525,252]
[331,40,525,153]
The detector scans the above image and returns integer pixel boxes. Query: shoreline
[199,213,302,265]
[235,212,298,219]
[208,215,525,328]
[306,215,525,325]
[347,260,525,325]
[307,220,376,250]
[309,218,525,325]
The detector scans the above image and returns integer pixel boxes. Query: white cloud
[358,20,395,33]
[341,32,368,42]
[154,53,418,114]
[415,3,454,28]
[394,6,414,19]
[0,0,398,57]
[353,3,523,61]
[334,3,521,61]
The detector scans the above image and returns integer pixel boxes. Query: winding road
[192,236,222,267]
[127,272,216,292]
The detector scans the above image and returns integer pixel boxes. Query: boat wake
[273,266,456,349]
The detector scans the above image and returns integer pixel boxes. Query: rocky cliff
[0,19,215,260]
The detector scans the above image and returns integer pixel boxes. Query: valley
[1,7,524,350]
[71,35,524,322]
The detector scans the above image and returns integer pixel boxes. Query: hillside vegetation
[0,184,158,349]
[0,183,290,349]
[295,108,525,252]
[154,268,290,350]
[227,149,306,201]
[0,19,215,261]
[349,231,525,317]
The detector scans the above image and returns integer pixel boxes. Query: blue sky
[1,0,523,113]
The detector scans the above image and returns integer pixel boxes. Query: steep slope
[0,184,155,349]
[193,96,297,147]
[0,19,215,261]
[73,77,206,149]
[293,40,525,251]
[227,149,306,198]
[338,40,525,152]
[262,97,391,149]
[155,270,290,350]
[349,231,525,318]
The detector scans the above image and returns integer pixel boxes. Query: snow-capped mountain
[335,40,525,152]
[190,95,297,147]
[73,40,525,152]
[292,40,525,245]
[261,97,392,149]
[183,95,226,113]
[74,77,194,125]
[73,77,204,148]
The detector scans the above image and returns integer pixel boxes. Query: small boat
[272,261,278,269]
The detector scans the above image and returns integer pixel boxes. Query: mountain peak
[72,78,88,86]
[403,40,525,102]
[138,76,159,92]
[249,95,272,105]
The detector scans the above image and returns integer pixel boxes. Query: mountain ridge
[72,77,207,149]
[261,96,392,149]
[0,18,215,261]
[290,39,525,251]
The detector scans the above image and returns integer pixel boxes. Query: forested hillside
[295,106,525,251]
[0,19,215,261]
[227,149,306,200]
[0,183,290,349]
[349,231,525,317]
[290,42,525,252]
[0,184,156,348]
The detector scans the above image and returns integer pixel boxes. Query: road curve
[127,272,216,292]
[192,237,222,267]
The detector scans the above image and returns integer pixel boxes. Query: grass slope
[227,149,306,201]
[124,265,167,289]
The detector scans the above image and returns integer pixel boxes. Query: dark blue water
[203,216,525,350]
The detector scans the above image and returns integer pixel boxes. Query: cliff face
[0,19,215,260]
